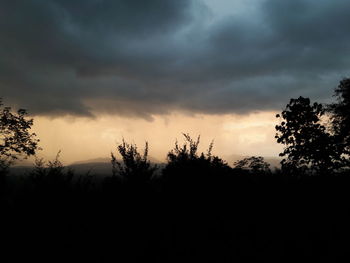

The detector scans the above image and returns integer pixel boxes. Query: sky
[1,0,350,164]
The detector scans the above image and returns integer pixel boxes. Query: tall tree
[328,78,350,167]
[0,99,40,172]
[275,97,340,174]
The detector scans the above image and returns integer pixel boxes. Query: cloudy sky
[1,0,349,163]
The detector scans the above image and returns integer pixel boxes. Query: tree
[165,133,228,170]
[29,151,75,192]
[0,99,40,172]
[328,78,350,167]
[233,156,271,174]
[162,133,230,187]
[166,133,202,164]
[275,96,340,174]
[111,139,157,183]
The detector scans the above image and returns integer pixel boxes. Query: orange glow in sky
[31,111,283,165]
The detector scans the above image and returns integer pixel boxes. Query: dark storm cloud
[1,0,350,118]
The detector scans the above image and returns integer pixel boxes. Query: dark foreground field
[2,167,350,263]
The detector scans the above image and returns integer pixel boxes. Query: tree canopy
[275,96,340,174]
[0,99,40,171]
[328,78,350,167]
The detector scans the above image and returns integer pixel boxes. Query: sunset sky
[1,0,349,164]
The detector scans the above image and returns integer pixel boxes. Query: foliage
[233,156,271,174]
[166,133,227,167]
[163,133,230,186]
[275,96,340,174]
[111,139,157,182]
[30,151,74,188]
[327,78,350,167]
[0,98,40,171]
[166,133,202,164]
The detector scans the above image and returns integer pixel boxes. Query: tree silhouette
[0,98,40,173]
[30,151,74,187]
[165,133,228,169]
[275,97,340,174]
[233,156,271,174]
[328,78,350,168]
[111,139,157,183]
[166,133,202,164]
[162,133,229,188]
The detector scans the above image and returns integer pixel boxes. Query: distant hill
[68,155,162,176]
[69,161,112,176]
[72,155,160,165]
[8,154,281,176]
[71,157,111,165]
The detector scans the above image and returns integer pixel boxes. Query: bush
[111,139,157,183]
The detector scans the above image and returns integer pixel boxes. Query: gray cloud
[1,0,350,118]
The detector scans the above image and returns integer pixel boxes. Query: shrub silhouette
[166,133,202,164]
[111,139,157,183]
[29,151,74,193]
[162,133,230,191]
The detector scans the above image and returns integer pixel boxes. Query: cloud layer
[1,0,350,118]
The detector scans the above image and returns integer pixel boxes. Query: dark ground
[2,169,350,262]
